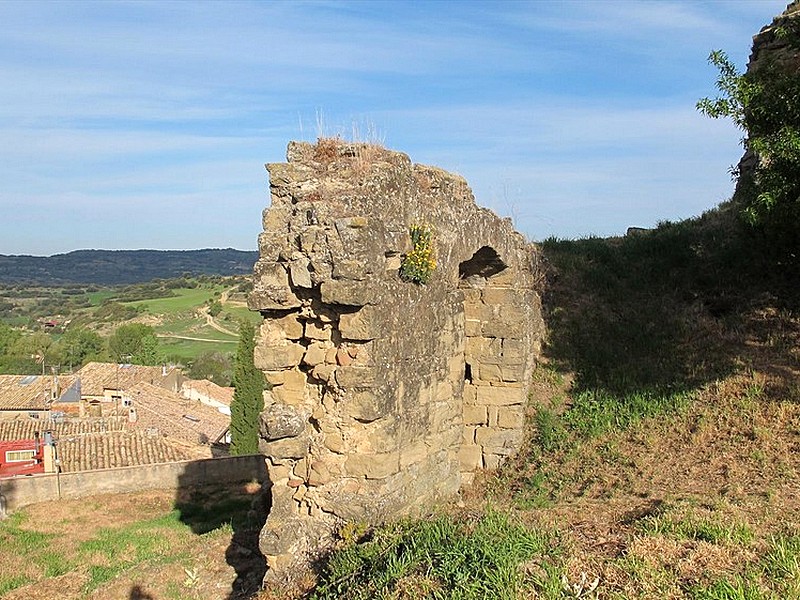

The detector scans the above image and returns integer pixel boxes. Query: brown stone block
[254,341,306,370]
[339,306,379,341]
[474,426,523,451]
[497,405,526,429]
[305,321,332,341]
[320,280,374,307]
[476,363,502,383]
[458,445,483,471]
[476,385,525,406]
[463,404,487,425]
[335,366,376,389]
[345,452,400,479]
[302,342,328,367]
[344,390,389,422]
[260,434,309,460]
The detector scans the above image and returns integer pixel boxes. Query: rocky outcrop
[249,139,545,578]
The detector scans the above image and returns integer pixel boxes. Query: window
[6,449,36,462]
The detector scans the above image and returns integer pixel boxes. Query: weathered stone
[253,140,546,579]
[302,342,328,367]
[343,390,390,422]
[339,306,379,340]
[254,341,305,370]
[335,366,376,389]
[345,452,400,479]
[458,445,483,471]
[463,405,487,426]
[475,385,526,406]
[259,404,307,441]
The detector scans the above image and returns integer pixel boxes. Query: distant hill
[0,249,259,285]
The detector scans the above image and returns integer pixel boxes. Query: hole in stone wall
[464,363,472,383]
[458,246,507,280]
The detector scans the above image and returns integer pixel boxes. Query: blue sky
[0,0,790,255]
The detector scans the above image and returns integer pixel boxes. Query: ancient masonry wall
[248,140,545,576]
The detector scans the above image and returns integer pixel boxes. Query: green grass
[126,285,225,314]
[311,508,562,600]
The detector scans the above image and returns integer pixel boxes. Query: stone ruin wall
[248,140,545,575]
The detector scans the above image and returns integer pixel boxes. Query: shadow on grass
[173,457,271,600]
[540,207,799,400]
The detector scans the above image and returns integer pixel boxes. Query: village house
[74,361,183,417]
[0,374,81,420]
[180,379,233,416]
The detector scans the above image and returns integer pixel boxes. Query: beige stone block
[320,280,374,306]
[336,347,353,366]
[254,341,305,370]
[344,390,388,422]
[476,385,525,406]
[463,426,476,444]
[311,363,336,382]
[458,445,483,471]
[497,405,526,429]
[501,364,525,383]
[305,320,332,340]
[462,383,477,405]
[488,406,499,427]
[481,287,519,306]
[264,370,286,386]
[289,259,313,288]
[336,366,376,389]
[302,342,327,367]
[345,452,400,479]
[501,338,526,362]
[400,441,429,469]
[463,405,487,426]
[325,347,338,364]
[475,426,523,450]
[385,255,402,271]
[324,430,345,454]
[260,434,309,459]
[464,319,482,337]
[483,452,502,470]
[272,368,307,405]
[308,460,332,486]
[339,306,379,341]
[476,363,502,383]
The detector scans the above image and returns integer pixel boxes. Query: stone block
[481,287,519,306]
[305,321,332,341]
[344,390,390,422]
[311,363,336,382]
[323,430,345,454]
[272,368,307,406]
[260,404,307,441]
[458,445,483,471]
[475,426,524,451]
[462,383,477,405]
[302,342,327,367]
[463,426,476,444]
[464,319,482,337]
[289,259,313,288]
[400,441,429,469]
[260,433,309,460]
[264,370,286,386]
[497,405,526,429]
[339,306,379,341]
[345,452,400,479]
[501,338,526,363]
[476,385,526,406]
[483,452,502,470]
[476,363,502,383]
[463,405,487,426]
[335,366,376,389]
[254,341,305,370]
[320,280,373,306]
[308,460,332,486]
[501,364,526,383]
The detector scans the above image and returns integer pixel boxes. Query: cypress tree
[230,319,263,455]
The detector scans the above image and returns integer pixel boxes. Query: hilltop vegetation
[0,248,258,286]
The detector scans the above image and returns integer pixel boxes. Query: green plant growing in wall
[400,224,437,284]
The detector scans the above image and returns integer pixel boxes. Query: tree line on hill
[0,248,259,285]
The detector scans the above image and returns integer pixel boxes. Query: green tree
[230,320,264,455]
[188,351,233,386]
[697,31,800,230]
[56,327,106,370]
[108,323,160,365]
